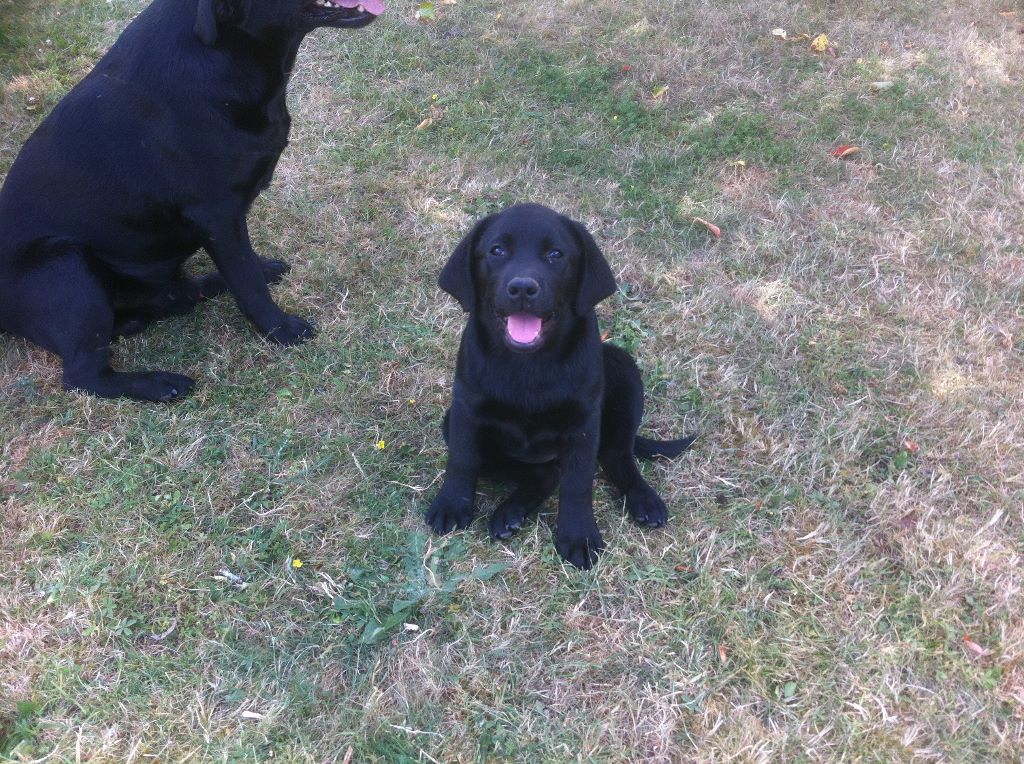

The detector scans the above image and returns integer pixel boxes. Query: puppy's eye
[547,249,564,261]
[489,245,507,258]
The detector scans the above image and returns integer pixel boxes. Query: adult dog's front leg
[427,400,480,534]
[192,208,314,345]
[554,418,605,569]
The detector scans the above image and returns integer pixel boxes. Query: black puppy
[427,204,695,569]
[0,0,382,401]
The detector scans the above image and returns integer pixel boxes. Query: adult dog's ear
[439,215,492,312]
[195,0,219,45]
[570,219,617,315]
[193,0,241,45]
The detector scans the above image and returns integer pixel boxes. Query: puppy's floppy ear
[439,215,492,312]
[570,219,617,315]
[194,0,220,45]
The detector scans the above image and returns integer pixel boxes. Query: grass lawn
[2,0,1023,760]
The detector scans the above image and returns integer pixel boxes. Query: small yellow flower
[376,440,386,450]
[292,558,303,569]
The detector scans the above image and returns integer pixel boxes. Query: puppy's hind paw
[426,496,475,535]
[490,504,527,540]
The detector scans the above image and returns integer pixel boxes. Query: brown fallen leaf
[903,438,920,454]
[415,117,433,130]
[963,636,992,657]
[693,217,722,238]
[830,145,860,158]
[718,644,729,664]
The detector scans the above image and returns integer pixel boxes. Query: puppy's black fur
[0,0,381,401]
[427,204,695,569]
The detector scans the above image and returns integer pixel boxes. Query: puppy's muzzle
[506,277,540,299]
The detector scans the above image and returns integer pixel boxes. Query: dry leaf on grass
[693,217,722,238]
[963,636,992,657]
[830,145,861,158]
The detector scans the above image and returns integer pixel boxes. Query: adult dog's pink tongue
[507,313,542,344]
[338,0,385,14]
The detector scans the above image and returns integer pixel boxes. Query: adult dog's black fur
[427,204,695,569]
[0,0,382,401]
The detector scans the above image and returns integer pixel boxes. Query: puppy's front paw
[427,495,475,535]
[265,315,315,346]
[627,489,669,528]
[555,519,605,569]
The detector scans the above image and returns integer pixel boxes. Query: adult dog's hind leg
[1,244,194,401]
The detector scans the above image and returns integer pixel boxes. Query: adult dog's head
[194,0,383,45]
[439,204,617,354]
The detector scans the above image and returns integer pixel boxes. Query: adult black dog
[427,204,695,569]
[0,0,383,401]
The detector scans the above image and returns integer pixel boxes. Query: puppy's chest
[478,399,586,462]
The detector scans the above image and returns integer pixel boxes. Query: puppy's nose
[506,277,540,299]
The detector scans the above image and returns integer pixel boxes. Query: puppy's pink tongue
[507,313,542,344]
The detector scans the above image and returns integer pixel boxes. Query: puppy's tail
[634,434,697,460]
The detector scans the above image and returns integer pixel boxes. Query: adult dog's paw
[260,258,291,284]
[427,495,475,535]
[626,489,669,528]
[555,519,605,569]
[65,370,195,402]
[265,315,315,346]
[142,371,196,403]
